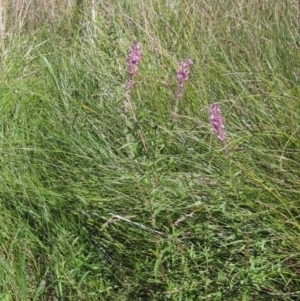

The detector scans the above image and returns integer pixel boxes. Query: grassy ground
[0,0,300,300]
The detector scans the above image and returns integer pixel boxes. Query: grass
[0,0,300,300]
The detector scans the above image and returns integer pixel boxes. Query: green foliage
[0,0,300,300]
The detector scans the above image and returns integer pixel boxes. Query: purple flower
[209,103,227,144]
[175,59,193,101]
[123,43,147,151]
[126,43,142,78]
[124,43,142,102]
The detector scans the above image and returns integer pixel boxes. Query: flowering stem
[209,103,228,153]
[123,43,147,151]
[173,59,193,120]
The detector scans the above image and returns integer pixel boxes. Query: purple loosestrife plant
[124,43,142,100]
[173,59,193,118]
[123,43,147,151]
[126,43,141,76]
[209,103,227,151]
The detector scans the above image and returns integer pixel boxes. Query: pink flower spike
[209,103,227,144]
[175,59,193,101]
[123,43,147,151]
[126,43,142,78]
[177,59,193,84]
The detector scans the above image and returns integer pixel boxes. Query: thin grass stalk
[0,0,4,38]
[90,0,96,36]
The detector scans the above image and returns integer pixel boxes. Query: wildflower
[124,43,142,100]
[175,59,193,101]
[173,59,193,119]
[209,103,227,145]
[126,43,142,78]
[123,43,147,151]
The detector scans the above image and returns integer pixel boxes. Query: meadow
[0,0,300,300]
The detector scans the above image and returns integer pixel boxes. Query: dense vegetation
[0,0,299,300]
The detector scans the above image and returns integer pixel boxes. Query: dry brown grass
[0,0,298,38]
[0,0,93,34]
[0,0,116,38]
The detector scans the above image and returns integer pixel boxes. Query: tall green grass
[0,0,300,300]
